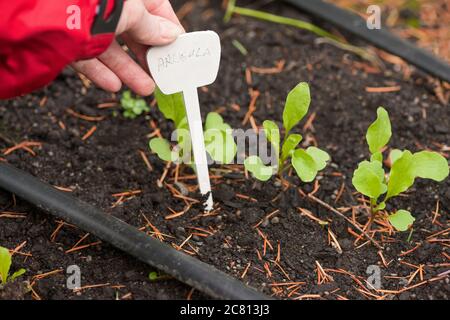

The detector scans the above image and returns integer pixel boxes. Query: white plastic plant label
[147,31,221,94]
[147,31,221,211]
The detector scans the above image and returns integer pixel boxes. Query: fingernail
[159,19,184,40]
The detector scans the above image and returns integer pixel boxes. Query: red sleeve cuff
[76,0,122,60]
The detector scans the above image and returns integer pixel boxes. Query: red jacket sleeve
[0,0,118,99]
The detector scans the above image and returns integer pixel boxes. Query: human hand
[71,0,184,96]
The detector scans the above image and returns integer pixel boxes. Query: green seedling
[244,82,330,182]
[148,271,159,281]
[149,88,237,165]
[148,271,171,282]
[0,246,26,285]
[352,107,449,232]
[120,90,150,119]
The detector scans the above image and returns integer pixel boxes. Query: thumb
[116,0,184,45]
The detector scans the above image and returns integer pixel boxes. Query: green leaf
[412,151,449,181]
[370,151,383,163]
[291,147,329,183]
[205,112,231,132]
[204,129,237,164]
[263,120,280,155]
[386,151,415,200]
[149,138,177,162]
[388,210,415,232]
[366,107,391,154]
[389,149,404,165]
[154,87,187,128]
[244,156,274,181]
[292,150,316,182]
[352,160,387,199]
[386,150,448,200]
[306,147,330,171]
[374,202,386,212]
[133,100,149,115]
[282,82,311,134]
[281,134,302,162]
[123,110,136,119]
[121,91,132,108]
[148,271,159,281]
[0,246,12,284]
[9,268,25,282]
[204,113,236,164]
[121,90,149,119]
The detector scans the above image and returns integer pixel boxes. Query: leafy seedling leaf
[263,120,280,155]
[389,149,404,165]
[0,246,12,284]
[154,87,187,129]
[9,268,25,282]
[366,107,391,154]
[281,134,302,162]
[306,147,330,171]
[388,210,415,232]
[244,156,274,181]
[205,112,231,132]
[291,147,329,183]
[204,129,236,164]
[352,160,387,199]
[121,90,150,119]
[204,112,236,164]
[370,151,383,163]
[149,138,177,162]
[386,150,415,200]
[412,151,449,181]
[282,82,311,134]
[148,271,159,281]
[387,150,449,200]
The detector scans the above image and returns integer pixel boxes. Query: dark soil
[0,281,28,300]
[0,1,448,300]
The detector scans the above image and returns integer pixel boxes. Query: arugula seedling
[120,90,150,119]
[244,82,330,182]
[149,88,237,165]
[0,246,26,285]
[352,107,449,231]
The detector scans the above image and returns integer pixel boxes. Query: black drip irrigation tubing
[0,162,270,300]
[284,0,450,83]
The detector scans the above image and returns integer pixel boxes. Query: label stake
[147,31,221,211]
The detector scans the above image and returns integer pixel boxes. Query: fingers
[116,0,183,46]
[98,40,155,96]
[143,0,183,27]
[75,0,184,96]
[71,59,122,93]
[121,34,149,70]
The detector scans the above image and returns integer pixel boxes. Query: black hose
[284,0,450,83]
[0,162,270,300]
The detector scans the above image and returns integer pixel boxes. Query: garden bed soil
[0,0,448,300]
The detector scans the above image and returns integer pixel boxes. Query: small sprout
[148,271,159,281]
[388,210,415,232]
[352,107,449,232]
[148,271,171,282]
[245,82,330,182]
[120,90,150,119]
[0,246,26,285]
[149,138,178,162]
[204,112,237,164]
[150,88,237,165]
[244,156,275,181]
[231,39,248,56]
[292,147,330,183]
[153,88,187,129]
